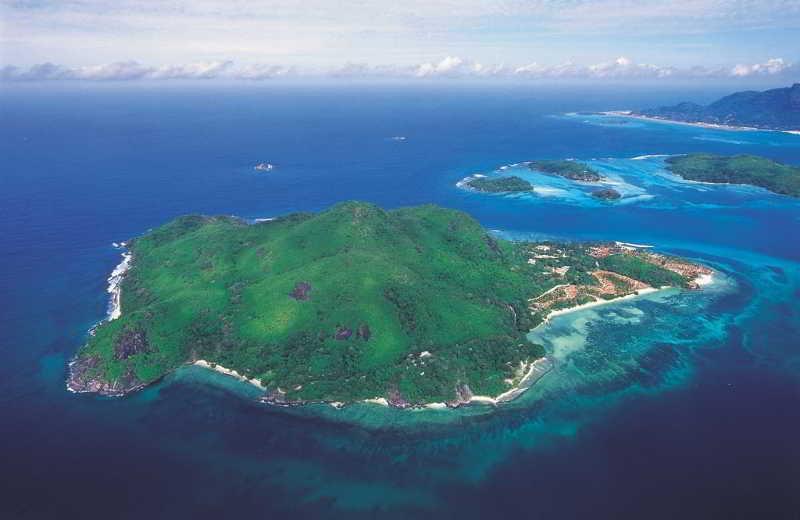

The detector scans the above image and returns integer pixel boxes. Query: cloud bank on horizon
[1,0,799,82]
[2,56,797,82]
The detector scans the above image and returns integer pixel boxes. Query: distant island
[666,154,800,197]
[463,175,533,193]
[633,83,800,132]
[459,159,604,195]
[68,202,710,408]
[529,159,602,182]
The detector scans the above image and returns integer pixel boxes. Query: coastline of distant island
[66,202,712,409]
[599,110,800,135]
[597,83,800,133]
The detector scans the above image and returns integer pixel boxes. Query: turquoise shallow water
[1,85,799,518]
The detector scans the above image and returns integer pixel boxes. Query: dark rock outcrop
[591,188,622,201]
[356,323,371,341]
[447,383,474,407]
[335,326,353,340]
[114,328,150,360]
[67,355,144,396]
[289,281,312,300]
[387,387,411,408]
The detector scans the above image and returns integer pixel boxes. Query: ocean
[1,83,799,518]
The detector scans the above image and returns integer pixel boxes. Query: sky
[1,0,799,82]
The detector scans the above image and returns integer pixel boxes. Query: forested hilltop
[68,202,706,407]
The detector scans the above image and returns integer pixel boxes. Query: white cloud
[4,1,799,69]
[585,56,675,79]
[328,62,396,78]
[233,63,295,80]
[1,62,70,80]
[414,56,464,77]
[71,61,152,80]
[149,60,233,79]
[514,61,582,78]
[1,57,796,82]
[730,58,791,77]
[1,60,237,80]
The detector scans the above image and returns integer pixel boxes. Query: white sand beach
[600,111,795,134]
[194,360,266,390]
[541,287,663,324]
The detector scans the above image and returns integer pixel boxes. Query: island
[634,83,800,131]
[67,202,710,408]
[528,160,602,182]
[463,175,533,193]
[666,154,800,197]
[591,188,622,201]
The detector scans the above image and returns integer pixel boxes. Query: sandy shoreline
[193,360,267,390]
[538,271,715,324]
[601,111,800,135]
[541,287,663,323]
[481,356,554,404]
[192,356,555,410]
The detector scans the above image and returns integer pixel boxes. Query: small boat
[254,162,275,171]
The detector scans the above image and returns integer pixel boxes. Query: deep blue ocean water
[1,84,799,519]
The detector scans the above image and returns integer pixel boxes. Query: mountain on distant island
[636,83,800,131]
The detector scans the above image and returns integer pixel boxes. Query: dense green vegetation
[73,202,555,404]
[466,176,533,193]
[529,160,602,181]
[666,153,800,197]
[599,255,687,288]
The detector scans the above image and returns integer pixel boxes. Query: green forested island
[68,202,708,407]
[465,175,533,193]
[666,154,800,197]
[529,160,602,182]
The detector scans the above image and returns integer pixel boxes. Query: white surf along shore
[601,110,800,135]
[69,244,133,393]
[107,248,132,321]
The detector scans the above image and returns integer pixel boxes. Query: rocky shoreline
[216,356,556,410]
[67,246,137,395]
